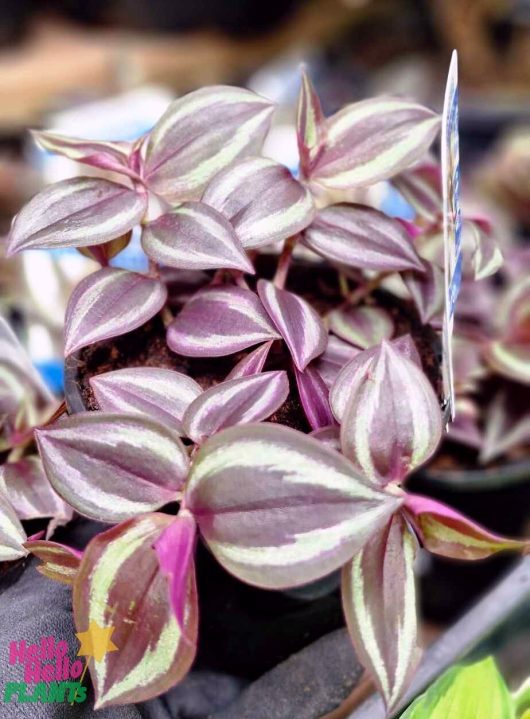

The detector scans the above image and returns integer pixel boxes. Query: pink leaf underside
[392,161,442,223]
[35,412,189,523]
[302,204,424,273]
[294,365,336,431]
[183,371,289,443]
[143,85,274,203]
[296,68,326,177]
[342,513,419,712]
[7,177,146,255]
[404,493,529,560]
[314,334,362,388]
[64,267,167,356]
[141,201,254,272]
[185,423,402,589]
[339,340,442,486]
[225,341,274,380]
[330,334,421,422]
[329,305,394,349]
[403,259,445,325]
[24,539,82,585]
[201,156,315,249]
[167,285,280,357]
[0,456,71,521]
[90,367,202,435]
[309,425,341,451]
[257,279,327,371]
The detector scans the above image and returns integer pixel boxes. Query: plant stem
[325,271,392,318]
[148,259,160,279]
[274,235,299,289]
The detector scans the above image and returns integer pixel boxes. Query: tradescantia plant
[2,72,528,712]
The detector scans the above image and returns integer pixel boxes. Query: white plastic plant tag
[441,50,462,423]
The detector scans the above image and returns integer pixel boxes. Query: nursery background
[0,0,530,717]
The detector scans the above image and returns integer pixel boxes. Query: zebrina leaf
[314,334,361,388]
[340,341,442,486]
[73,513,198,708]
[257,279,327,371]
[480,390,530,464]
[294,365,336,431]
[183,371,289,443]
[296,67,326,178]
[0,456,71,523]
[64,268,167,356]
[201,156,315,249]
[167,286,280,358]
[448,398,483,451]
[392,160,442,224]
[302,204,424,273]
[24,539,82,585]
[141,202,254,273]
[485,341,530,385]
[328,305,394,349]
[403,259,444,325]
[6,178,146,256]
[35,413,189,523]
[309,425,341,451]
[143,86,274,203]
[461,218,503,281]
[404,494,529,560]
[0,486,27,561]
[226,341,274,380]
[342,513,419,712]
[185,423,402,589]
[90,367,202,436]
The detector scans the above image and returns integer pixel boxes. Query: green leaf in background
[513,677,530,718]
[400,657,515,719]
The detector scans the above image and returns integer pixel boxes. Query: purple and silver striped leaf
[448,398,483,451]
[154,510,197,631]
[90,367,202,435]
[480,390,530,464]
[392,161,442,224]
[35,413,189,523]
[330,335,421,422]
[144,86,274,203]
[73,514,198,708]
[308,98,440,191]
[329,305,394,349]
[24,539,82,585]
[294,365,336,430]
[185,423,402,589]
[403,259,444,325]
[314,334,361,388]
[141,202,253,272]
[257,280,327,371]
[183,371,289,443]
[340,341,442,485]
[64,268,167,356]
[167,286,280,357]
[6,178,146,255]
[0,487,27,561]
[461,218,503,281]
[202,157,315,249]
[297,68,326,178]
[0,456,71,523]
[404,494,529,560]
[303,204,424,273]
[226,341,274,380]
[31,131,139,180]
[342,513,419,712]
[485,341,530,385]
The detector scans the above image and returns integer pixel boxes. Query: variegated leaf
[485,341,530,385]
[144,86,274,203]
[0,456,71,522]
[24,539,82,585]
[481,390,530,464]
[183,371,289,443]
[403,259,444,325]
[0,316,54,404]
[73,514,198,708]
[141,202,253,272]
[297,68,326,178]
[303,204,424,273]
[202,156,315,249]
[329,305,394,349]
[35,413,189,522]
[404,494,528,560]
[340,341,442,485]
[90,367,202,435]
[392,161,442,224]
[257,279,327,371]
[294,365,336,430]
[461,218,503,281]
[167,286,280,357]
[0,487,27,561]
[308,98,440,191]
[453,334,487,394]
[342,513,419,712]
[7,178,146,255]
[185,423,402,588]
[64,268,167,356]
[448,398,483,451]
[226,341,273,380]
[314,335,361,388]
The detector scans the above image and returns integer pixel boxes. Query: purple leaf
[35,413,189,523]
[340,340,442,485]
[481,390,530,464]
[24,539,82,585]
[303,204,424,273]
[342,513,419,712]
[64,268,167,356]
[309,425,341,451]
[314,334,361,388]
[143,86,274,203]
[461,218,503,281]
[6,178,146,256]
[183,371,289,443]
[226,341,274,380]
[202,156,315,249]
[294,365,336,430]
[392,160,442,224]
[328,305,394,349]
[0,486,27,560]
[257,279,327,371]
[167,286,280,357]
[453,334,487,394]
[403,259,444,325]
[141,202,254,273]
[154,510,197,631]
[448,398,483,451]
[296,68,326,178]
[90,367,202,435]
[185,423,402,589]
